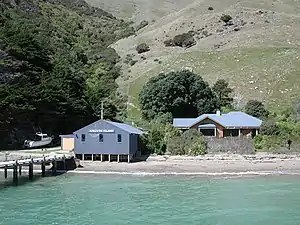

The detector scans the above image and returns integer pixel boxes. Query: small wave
[59,170,300,176]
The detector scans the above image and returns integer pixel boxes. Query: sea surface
[0,174,300,225]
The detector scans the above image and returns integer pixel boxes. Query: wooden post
[19,165,22,176]
[91,154,94,161]
[52,156,57,175]
[117,155,120,163]
[63,155,66,171]
[29,158,33,180]
[100,154,103,162]
[13,161,18,184]
[108,154,111,162]
[4,166,7,179]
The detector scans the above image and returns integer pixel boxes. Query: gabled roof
[173,112,262,129]
[74,120,144,135]
[106,121,144,135]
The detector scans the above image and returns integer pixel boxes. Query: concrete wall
[74,120,130,155]
[61,138,74,150]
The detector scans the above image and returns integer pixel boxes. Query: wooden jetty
[0,155,73,183]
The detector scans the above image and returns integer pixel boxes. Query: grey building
[73,119,144,163]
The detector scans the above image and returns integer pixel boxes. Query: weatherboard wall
[74,120,132,155]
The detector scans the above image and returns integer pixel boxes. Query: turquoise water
[1,174,300,225]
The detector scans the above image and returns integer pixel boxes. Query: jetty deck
[0,153,73,183]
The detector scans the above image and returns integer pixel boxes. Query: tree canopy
[244,100,269,119]
[212,79,233,108]
[0,0,134,148]
[139,70,218,119]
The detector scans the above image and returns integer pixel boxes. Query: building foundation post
[117,155,120,163]
[100,154,103,162]
[108,154,111,162]
[256,129,259,135]
[4,166,8,179]
[239,129,242,137]
[91,154,94,161]
[82,154,85,161]
[127,154,130,163]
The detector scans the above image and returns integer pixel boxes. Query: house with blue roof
[173,111,262,138]
[73,119,144,163]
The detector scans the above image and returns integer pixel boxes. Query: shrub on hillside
[260,120,280,136]
[164,33,196,48]
[163,39,174,47]
[173,33,196,48]
[136,43,150,53]
[221,14,232,23]
[136,20,149,31]
[208,6,214,11]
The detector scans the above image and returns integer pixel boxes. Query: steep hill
[92,0,300,120]
[0,0,134,148]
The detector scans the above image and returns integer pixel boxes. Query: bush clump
[260,120,280,136]
[164,32,196,48]
[167,129,208,156]
[221,14,232,23]
[136,20,149,31]
[136,43,150,54]
[208,6,214,10]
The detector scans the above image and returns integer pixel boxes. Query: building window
[81,134,85,142]
[99,134,103,142]
[117,134,122,143]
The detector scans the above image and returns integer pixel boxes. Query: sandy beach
[3,150,300,176]
[73,153,300,175]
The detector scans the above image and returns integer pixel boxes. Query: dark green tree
[139,70,218,119]
[245,100,269,119]
[212,79,233,108]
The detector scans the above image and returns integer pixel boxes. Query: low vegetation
[136,43,150,53]
[164,32,196,48]
[135,20,149,31]
[220,14,232,23]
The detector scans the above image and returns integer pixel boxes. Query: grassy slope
[87,0,300,120]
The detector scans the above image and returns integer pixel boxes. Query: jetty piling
[0,155,73,182]
[4,166,7,179]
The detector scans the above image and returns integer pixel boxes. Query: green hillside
[0,0,134,148]
[89,0,300,120]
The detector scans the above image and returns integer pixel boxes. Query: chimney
[216,110,221,116]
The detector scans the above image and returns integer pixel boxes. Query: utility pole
[100,101,104,120]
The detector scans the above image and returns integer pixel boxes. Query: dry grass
[88,0,300,119]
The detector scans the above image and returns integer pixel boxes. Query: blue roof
[106,121,144,135]
[74,120,145,135]
[173,112,262,129]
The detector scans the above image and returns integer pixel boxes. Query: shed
[73,119,144,163]
[59,134,74,151]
